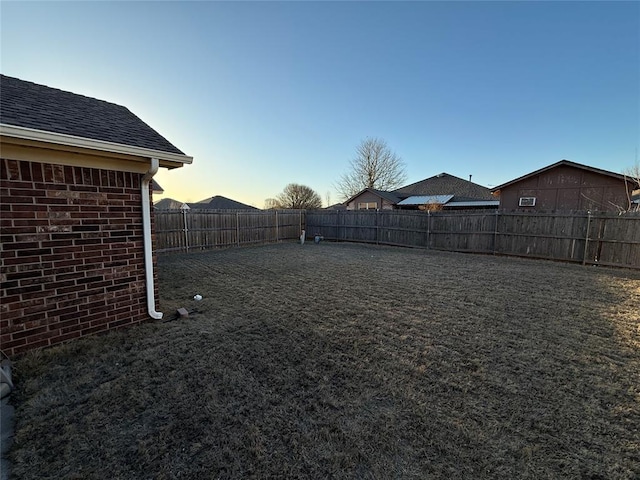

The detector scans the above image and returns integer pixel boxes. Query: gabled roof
[344,188,402,205]
[490,160,637,192]
[326,203,347,210]
[151,179,164,193]
[0,75,192,167]
[392,173,495,201]
[189,195,257,210]
[154,198,185,210]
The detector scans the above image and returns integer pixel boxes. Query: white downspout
[141,158,163,319]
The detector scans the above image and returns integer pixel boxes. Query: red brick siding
[0,159,158,357]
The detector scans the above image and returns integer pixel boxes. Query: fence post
[582,211,592,265]
[275,210,279,242]
[493,210,499,255]
[236,212,240,247]
[180,203,190,252]
[376,209,379,245]
[594,215,605,264]
[427,211,431,249]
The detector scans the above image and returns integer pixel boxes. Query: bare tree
[624,160,640,185]
[272,183,323,209]
[264,198,279,210]
[335,137,407,200]
[623,159,640,211]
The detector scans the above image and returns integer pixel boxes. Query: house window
[519,197,536,207]
[358,202,377,210]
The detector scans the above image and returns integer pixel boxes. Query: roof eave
[0,123,193,168]
[343,188,370,205]
[491,160,634,192]
[344,188,401,206]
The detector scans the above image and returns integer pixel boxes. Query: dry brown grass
[8,242,640,479]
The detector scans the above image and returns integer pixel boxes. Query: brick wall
[0,159,158,357]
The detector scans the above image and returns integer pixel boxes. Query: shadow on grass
[8,243,640,479]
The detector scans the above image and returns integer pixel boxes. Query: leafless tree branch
[623,160,640,212]
[335,137,407,200]
[271,184,323,209]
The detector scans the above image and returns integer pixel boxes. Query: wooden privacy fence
[305,210,640,269]
[154,209,304,253]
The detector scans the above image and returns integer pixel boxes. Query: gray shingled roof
[344,188,402,206]
[369,188,403,204]
[392,173,495,201]
[151,179,164,193]
[189,195,257,210]
[154,198,186,210]
[0,74,185,155]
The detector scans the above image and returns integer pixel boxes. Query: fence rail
[154,209,304,253]
[305,210,640,269]
[154,209,639,268]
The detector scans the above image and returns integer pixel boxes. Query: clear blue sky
[2,1,638,207]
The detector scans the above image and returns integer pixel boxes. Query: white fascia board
[0,124,193,165]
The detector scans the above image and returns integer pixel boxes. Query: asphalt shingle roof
[154,198,186,210]
[392,173,495,201]
[189,195,257,210]
[343,188,402,206]
[0,74,185,155]
[369,189,403,204]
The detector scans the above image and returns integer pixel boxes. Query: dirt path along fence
[154,209,304,252]
[305,210,640,269]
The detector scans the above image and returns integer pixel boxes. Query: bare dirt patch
[9,242,640,479]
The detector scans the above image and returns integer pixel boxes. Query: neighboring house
[151,179,164,194]
[154,197,186,210]
[155,195,256,210]
[491,160,638,212]
[0,75,192,357]
[325,203,347,210]
[189,195,257,210]
[345,173,498,210]
[344,189,402,210]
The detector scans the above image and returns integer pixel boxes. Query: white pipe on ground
[141,158,163,319]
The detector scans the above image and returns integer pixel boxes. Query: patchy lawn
[8,242,640,479]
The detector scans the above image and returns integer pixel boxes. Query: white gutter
[0,124,193,166]
[142,158,163,319]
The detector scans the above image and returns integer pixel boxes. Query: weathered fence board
[154,209,304,253]
[156,209,638,268]
[305,210,640,269]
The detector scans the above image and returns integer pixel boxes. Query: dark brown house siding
[0,159,157,357]
[346,191,396,210]
[498,164,633,211]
